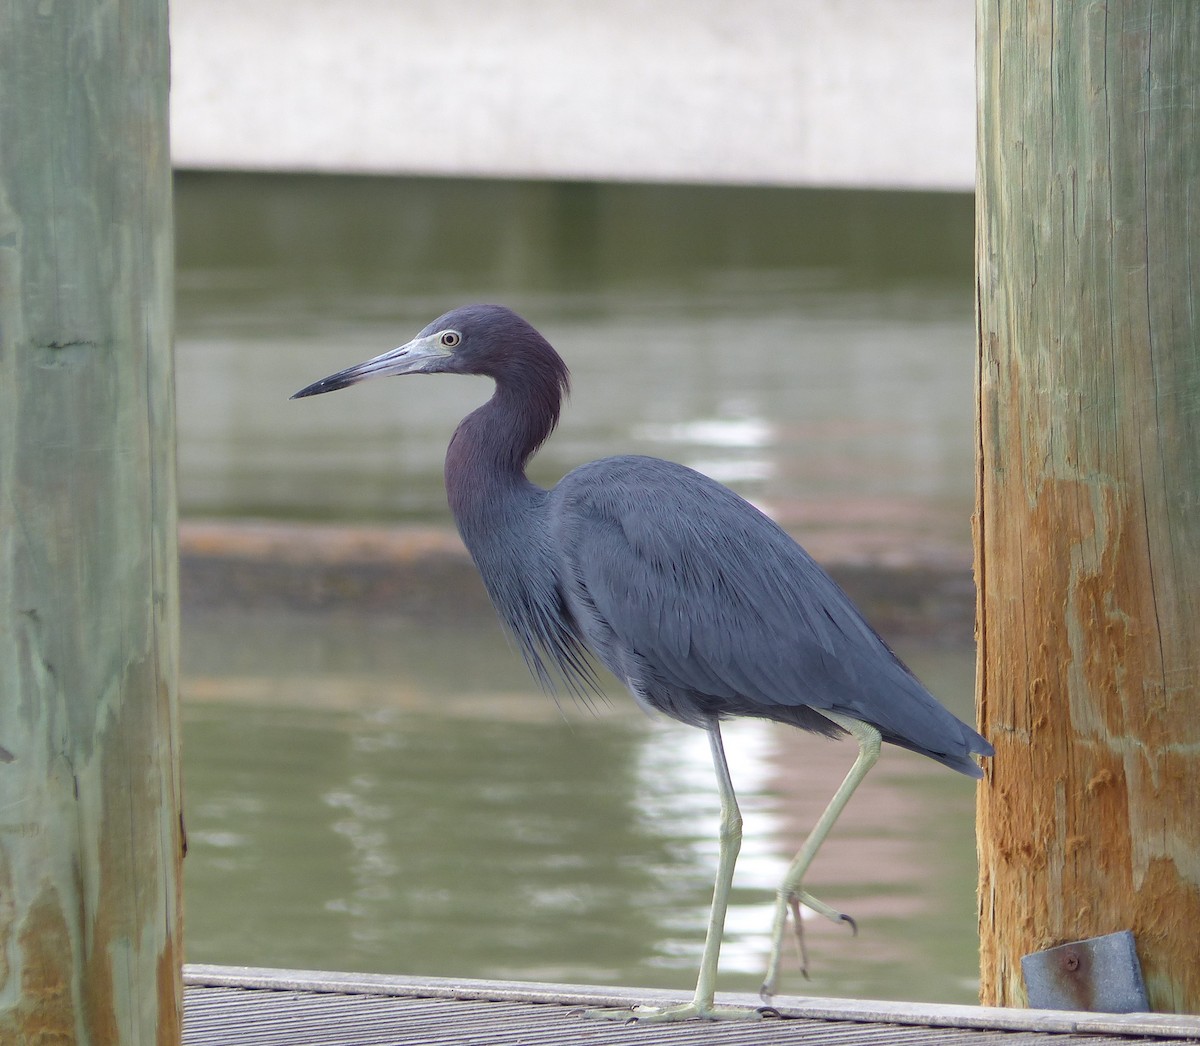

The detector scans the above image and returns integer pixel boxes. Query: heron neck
[444,378,557,532]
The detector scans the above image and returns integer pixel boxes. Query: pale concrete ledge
[170,0,974,191]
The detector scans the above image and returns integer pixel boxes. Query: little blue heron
[293,304,993,1022]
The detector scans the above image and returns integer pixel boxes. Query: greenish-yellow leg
[586,721,763,1022]
[760,712,882,1003]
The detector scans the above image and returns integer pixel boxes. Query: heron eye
[440,331,461,348]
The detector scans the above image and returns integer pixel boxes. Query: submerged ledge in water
[180,519,974,645]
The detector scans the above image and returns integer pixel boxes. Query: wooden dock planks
[183,966,1200,1046]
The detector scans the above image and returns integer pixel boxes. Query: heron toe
[583,1002,765,1023]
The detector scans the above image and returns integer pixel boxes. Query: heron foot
[580,1002,767,1023]
[761,889,858,1002]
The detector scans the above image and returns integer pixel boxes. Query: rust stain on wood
[12,887,76,1044]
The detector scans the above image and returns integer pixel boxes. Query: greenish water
[182,609,983,1004]
[175,174,975,547]
[175,174,984,1003]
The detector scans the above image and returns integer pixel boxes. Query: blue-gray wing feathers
[549,456,991,777]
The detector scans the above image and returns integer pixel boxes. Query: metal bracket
[1021,930,1149,1012]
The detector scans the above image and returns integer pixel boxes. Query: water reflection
[631,719,788,977]
[182,608,982,1003]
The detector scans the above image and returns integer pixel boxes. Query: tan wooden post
[975,0,1200,1012]
[0,0,182,1041]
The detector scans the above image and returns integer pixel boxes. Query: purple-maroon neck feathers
[443,314,570,522]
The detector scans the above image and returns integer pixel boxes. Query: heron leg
[586,721,762,1022]
[760,712,881,1003]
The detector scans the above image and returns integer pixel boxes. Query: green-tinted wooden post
[0,0,182,1042]
[975,0,1199,1012]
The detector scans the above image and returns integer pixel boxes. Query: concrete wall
[170,0,974,190]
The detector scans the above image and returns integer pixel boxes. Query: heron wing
[550,455,986,773]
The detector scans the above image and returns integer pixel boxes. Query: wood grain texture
[975,0,1199,1011]
[0,0,181,1042]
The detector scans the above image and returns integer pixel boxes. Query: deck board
[182,966,1200,1046]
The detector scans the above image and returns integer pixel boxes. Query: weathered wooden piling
[974,0,1200,1012]
[0,0,182,1041]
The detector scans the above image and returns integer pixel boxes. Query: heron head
[290,304,548,399]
